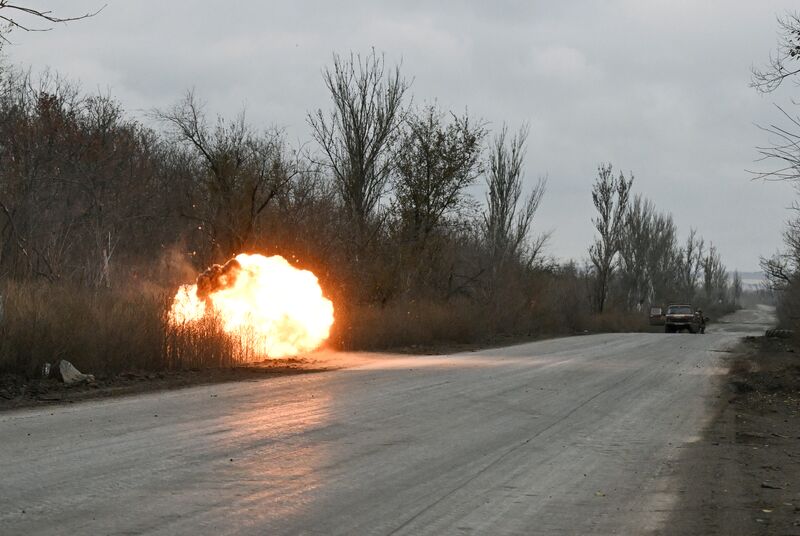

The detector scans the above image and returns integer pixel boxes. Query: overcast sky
[4,0,799,271]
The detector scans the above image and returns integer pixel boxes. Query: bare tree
[762,254,792,290]
[308,50,409,233]
[751,12,800,321]
[762,200,800,290]
[751,11,800,94]
[154,90,294,258]
[0,2,103,42]
[589,163,632,313]
[483,124,548,268]
[618,196,681,311]
[646,211,681,305]
[677,228,704,302]
[0,67,177,285]
[393,104,485,244]
[618,195,654,310]
[750,104,800,182]
[749,13,800,182]
[762,204,800,323]
[702,243,728,305]
[731,270,743,306]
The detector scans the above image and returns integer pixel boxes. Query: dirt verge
[0,325,663,413]
[0,358,330,412]
[663,336,800,535]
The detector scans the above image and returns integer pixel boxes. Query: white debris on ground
[52,360,95,385]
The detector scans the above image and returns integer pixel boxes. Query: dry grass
[584,310,651,333]
[330,298,489,350]
[0,280,241,376]
[330,284,592,351]
[0,278,652,378]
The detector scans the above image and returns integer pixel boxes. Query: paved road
[0,307,774,535]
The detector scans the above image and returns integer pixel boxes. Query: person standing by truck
[695,309,706,334]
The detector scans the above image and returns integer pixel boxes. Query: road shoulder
[0,358,330,411]
[663,336,800,535]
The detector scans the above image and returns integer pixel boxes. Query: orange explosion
[169,253,334,358]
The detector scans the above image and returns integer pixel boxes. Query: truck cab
[664,304,702,333]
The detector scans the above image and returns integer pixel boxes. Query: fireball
[169,253,334,358]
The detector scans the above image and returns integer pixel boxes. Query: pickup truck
[664,304,703,334]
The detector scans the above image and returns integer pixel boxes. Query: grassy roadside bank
[0,277,665,410]
[0,281,657,378]
[0,316,661,412]
[0,358,330,412]
[664,336,800,535]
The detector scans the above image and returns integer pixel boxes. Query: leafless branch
[751,11,800,93]
[0,2,105,43]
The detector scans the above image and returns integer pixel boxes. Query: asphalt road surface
[0,307,775,535]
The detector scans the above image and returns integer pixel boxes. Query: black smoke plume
[195,258,242,300]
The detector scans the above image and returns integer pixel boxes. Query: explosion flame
[169,253,334,358]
